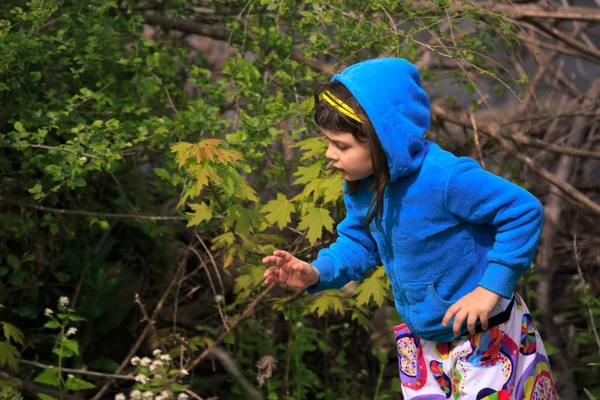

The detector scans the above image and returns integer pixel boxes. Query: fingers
[452,310,467,337]
[479,312,489,331]
[442,304,459,327]
[467,312,479,335]
[273,250,293,262]
[291,261,310,274]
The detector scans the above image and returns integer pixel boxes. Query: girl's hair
[313,81,389,230]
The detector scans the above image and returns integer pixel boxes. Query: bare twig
[91,238,196,400]
[0,196,186,221]
[573,235,600,355]
[18,359,135,381]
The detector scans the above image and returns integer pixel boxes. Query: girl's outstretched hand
[441,286,502,336]
[262,250,320,289]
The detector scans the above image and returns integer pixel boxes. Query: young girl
[262,58,556,399]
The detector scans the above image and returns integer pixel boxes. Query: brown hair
[314,81,389,230]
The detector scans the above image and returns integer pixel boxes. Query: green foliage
[0,0,596,398]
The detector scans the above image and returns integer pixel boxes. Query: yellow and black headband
[320,90,362,123]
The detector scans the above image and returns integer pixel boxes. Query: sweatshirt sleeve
[306,195,381,295]
[443,159,544,299]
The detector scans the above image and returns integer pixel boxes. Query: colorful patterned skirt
[394,293,556,399]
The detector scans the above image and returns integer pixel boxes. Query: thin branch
[26,144,99,159]
[185,283,277,370]
[0,372,80,400]
[18,359,135,381]
[91,238,196,400]
[573,235,600,355]
[431,104,600,216]
[0,196,186,221]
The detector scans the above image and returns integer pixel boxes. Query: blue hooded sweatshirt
[307,58,544,342]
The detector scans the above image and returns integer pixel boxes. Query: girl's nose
[325,143,337,161]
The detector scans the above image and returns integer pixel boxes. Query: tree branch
[0,196,186,221]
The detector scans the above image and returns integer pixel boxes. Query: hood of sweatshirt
[332,58,431,182]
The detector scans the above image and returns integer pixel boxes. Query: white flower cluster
[116,391,190,400]
[123,348,191,399]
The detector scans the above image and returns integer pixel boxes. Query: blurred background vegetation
[0,0,599,399]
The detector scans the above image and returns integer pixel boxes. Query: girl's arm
[306,195,381,294]
[443,158,544,299]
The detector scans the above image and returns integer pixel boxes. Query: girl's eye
[336,144,348,151]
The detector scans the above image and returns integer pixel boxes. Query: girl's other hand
[441,286,502,336]
[262,250,320,289]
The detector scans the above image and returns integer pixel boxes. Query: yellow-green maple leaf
[223,204,264,236]
[293,163,322,185]
[354,270,390,307]
[307,295,345,317]
[293,137,327,161]
[297,206,334,244]
[320,173,344,204]
[217,167,258,202]
[186,202,213,228]
[190,164,221,196]
[262,194,294,230]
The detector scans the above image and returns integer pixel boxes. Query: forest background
[0,0,599,399]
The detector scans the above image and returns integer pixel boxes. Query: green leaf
[297,207,334,245]
[293,137,327,161]
[186,202,213,227]
[62,339,79,355]
[351,309,374,332]
[153,168,170,180]
[37,394,57,400]
[74,177,86,187]
[44,320,62,329]
[34,368,60,387]
[1,322,24,345]
[6,255,20,270]
[320,174,344,204]
[354,273,390,307]
[66,377,96,391]
[262,193,294,230]
[222,204,264,236]
[307,295,345,317]
[0,341,20,371]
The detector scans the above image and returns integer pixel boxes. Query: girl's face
[322,128,373,181]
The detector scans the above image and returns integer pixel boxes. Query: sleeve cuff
[305,257,336,295]
[478,262,521,299]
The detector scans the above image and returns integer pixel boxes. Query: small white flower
[160,391,169,398]
[59,296,70,307]
[154,373,163,379]
[115,394,126,400]
[131,390,142,400]
[156,396,165,400]
[159,354,171,362]
[131,356,141,366]
[134,374,148,384]
[79,156,87,161]
[142,391,153,399]
[214,295,224,303]
[180,368,189,376]
[66,327,77,336]
[343,322,350,329]
[67,374,74,379]
[140,357,151,366]
[150,359,163,371]
[44,308,53,316]
[178,394,189,400]
[152,349,162,356]
[296,321,303,328]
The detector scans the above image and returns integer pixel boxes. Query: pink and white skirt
[394,293,556,399]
